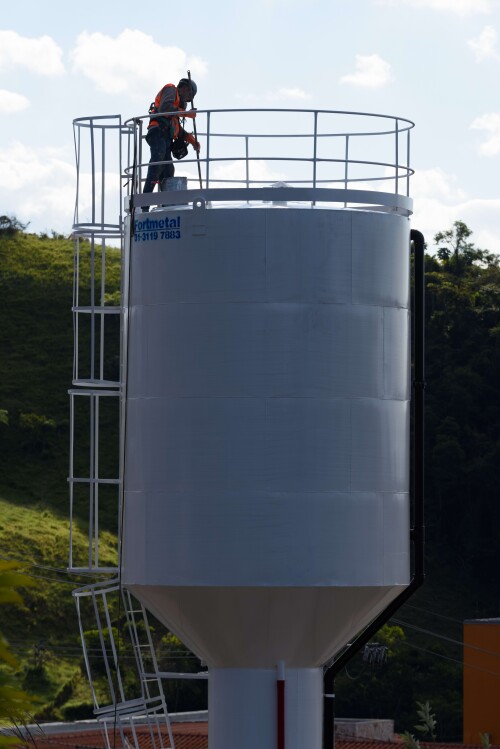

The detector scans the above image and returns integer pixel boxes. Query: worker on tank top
[142,78,200,209]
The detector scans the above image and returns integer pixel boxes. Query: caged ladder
[69,114,174,749]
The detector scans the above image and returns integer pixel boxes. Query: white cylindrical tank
[122,202,410,749]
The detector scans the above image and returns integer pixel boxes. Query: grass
[0,230,121,513]
[0,493,118,719]
[0,228,122,719]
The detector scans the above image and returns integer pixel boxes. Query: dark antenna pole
[187,69,203,189]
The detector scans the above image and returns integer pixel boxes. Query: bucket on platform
[161,176,188,191]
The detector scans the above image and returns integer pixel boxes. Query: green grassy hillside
[0,226,203,721]
[0,227,121,720]
[0,495,118,720]
[0,228,121,512]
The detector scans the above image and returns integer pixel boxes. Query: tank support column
[209,667,322,749]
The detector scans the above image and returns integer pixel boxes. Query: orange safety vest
[148,83,195,138]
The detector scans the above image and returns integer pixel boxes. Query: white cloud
[340,54,392,88]
[0,89,30,114]
[410,167,500,252]
[412,167,467,203]
[413,196,500,253]
[0,31,64,75]
[377,0,493,14]
[0,142,76,232]
[262,0,316,5]
[236,88,312,103]
[470,112,500,155]
[277,88,312,100]
[468,25,500,60]
[0,141,125,236]
[71,30,207,99]
[211,160,287,186]
[0,142,73,191]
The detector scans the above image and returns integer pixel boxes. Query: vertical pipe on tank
[277,661,285,749]
[411,228,426,582]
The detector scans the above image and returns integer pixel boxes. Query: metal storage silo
[119,109,417,749]
[69,110,423,749]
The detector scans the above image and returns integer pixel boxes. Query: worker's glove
[185,133,201,152]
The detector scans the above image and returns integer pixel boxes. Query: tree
[434,220,496,273]
[0,216,28,236]
[0,561,35,747]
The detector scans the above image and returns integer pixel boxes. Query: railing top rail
[122,108,414,137]
[122,106,414,124]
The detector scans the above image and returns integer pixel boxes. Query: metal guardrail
[72,109,414,231]
[123,108,414,212]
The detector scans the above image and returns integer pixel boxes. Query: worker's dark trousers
[143,126,174,194]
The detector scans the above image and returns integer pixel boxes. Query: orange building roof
[29,724,499,749]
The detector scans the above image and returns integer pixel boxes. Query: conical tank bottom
[127,583,405,667]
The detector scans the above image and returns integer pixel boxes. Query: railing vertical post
[73,124,81,228]
[90,120,96,225]
[406,128,411,197]
[138,119,143,196]
[312,111,318,206]
[101,127,106,231]
[344,135,350,208]
[206,111,211,189]
[118,117,123,226]
[245,135,250,190]
[395,118,400,194]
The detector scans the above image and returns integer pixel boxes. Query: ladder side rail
[121,590,174,749]
[74,592,102,711]
[69,393,76,569]
[72,238,80,383]
[88,392,95,569]
[91,588,118,706]
[143,602,168,699]
[90,235,96,382]
[94,393,100,568]
[100,588,128,705]
[100,238,106,382]
[122,588,148,699]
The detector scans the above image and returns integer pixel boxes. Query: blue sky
[1,0,500,251]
